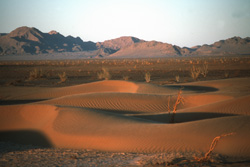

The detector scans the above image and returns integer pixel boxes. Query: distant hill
[190,37,250,56]
[0,26,250,57]
[0,26,96,55]
[95,36,144,57]
[96,36,144,50]
[109,41,183,58]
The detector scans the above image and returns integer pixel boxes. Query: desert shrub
[28,68,44,80]
[224,71,229,78]
[175,75,180,83]
[200,63,209,78]
[220,58,224,64]
[190,66,200,81]
[97,68,111,80]
[145,72,151,83]
[58,72,67,83]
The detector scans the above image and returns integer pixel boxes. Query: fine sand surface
[0,78,250,165]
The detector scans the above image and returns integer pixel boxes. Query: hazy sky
[0,0,250,47]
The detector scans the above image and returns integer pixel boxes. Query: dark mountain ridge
[0,26,250,57]
[0,26,96,55]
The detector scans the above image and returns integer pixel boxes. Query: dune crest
[0,80,139,100]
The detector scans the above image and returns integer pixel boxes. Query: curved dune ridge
[0,78,250,158]
[0,80,139,100]
[39,93,233,114]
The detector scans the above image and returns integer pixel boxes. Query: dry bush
[169,88,184,123]
[145,72,151,83]
[200,63,209,78]
[224,71,229,78]
[175,75,180,83]
[97,68,111,80]
[190,66,200,81]
[194,132,235,162]
[123,76,129,81]
[58,72,67,83]
[28,68,44,80]
[220,58,224,64]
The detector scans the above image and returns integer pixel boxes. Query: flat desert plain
[0,56,250,166]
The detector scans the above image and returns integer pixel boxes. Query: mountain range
[0,26,250,58]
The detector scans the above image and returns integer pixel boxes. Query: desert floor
[0,56,250,166]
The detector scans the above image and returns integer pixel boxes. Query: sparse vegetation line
[28,68,44,81]
[1,56,249,87]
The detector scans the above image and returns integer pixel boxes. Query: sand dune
[38,93,233,114]
[0,80,139,100]
[0,78,250,158]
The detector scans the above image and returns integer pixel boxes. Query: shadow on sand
[0,130,53,153]
[0,99,47,105]
[165,85,218,93]
[133,112,237,123]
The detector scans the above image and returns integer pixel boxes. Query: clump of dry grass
[145,72,151,83]
[194,132,235,162]
[28,68,44,80]
[97,68,111,80]
[190,66,200,81]
[169,88,184,123]
[58,72,67,83]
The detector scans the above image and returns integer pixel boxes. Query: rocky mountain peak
[49,30,59,35]
[8,26,44,42]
